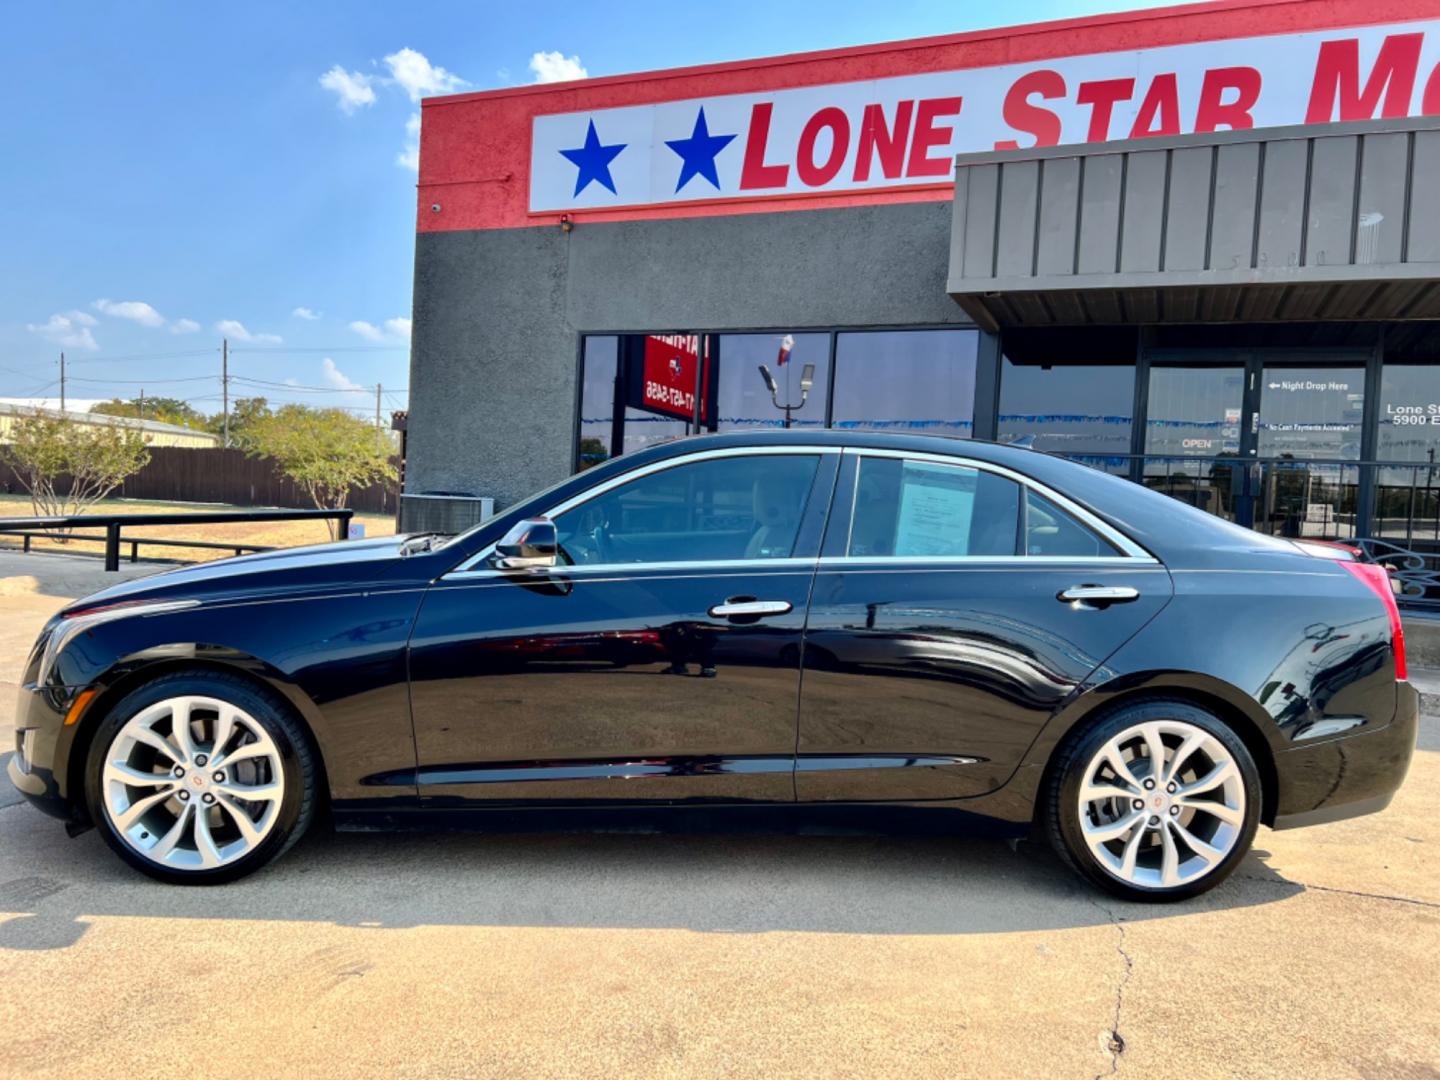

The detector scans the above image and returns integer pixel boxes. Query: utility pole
[59,352,66,411]
[139,389,146,418]
[375,383,383,450]
[221,338,230,448]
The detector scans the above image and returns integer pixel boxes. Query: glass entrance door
[1143,350,1367,536]
[1253,360,1365,539]
[1143,361,1248,523]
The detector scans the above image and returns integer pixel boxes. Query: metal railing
[0,508,354,571]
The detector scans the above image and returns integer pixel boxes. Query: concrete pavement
[1,549,1437,1079]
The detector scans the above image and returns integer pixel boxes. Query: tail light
[1339,560,1407,682]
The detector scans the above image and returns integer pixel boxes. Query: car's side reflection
[407,567,815,805]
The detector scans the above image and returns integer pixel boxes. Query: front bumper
[1272,681,1420,830]
[7,681,83,822]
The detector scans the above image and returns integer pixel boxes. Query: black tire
[1044,699,1262,903]
[84,669,318,885]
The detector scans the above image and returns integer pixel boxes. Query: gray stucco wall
[407,199,970,508]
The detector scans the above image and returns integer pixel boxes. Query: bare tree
[4,411,152,533]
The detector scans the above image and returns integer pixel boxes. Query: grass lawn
[0,493,396,564]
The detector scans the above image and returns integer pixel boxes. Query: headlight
[37,599,201,686]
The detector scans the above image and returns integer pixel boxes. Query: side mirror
[489,517,559,571]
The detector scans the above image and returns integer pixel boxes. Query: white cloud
[529,51,587,84]
[26,311,99,351]
[92,298,166,328]
[170,318,200,335]
[396,112,421,171]
[292,307,321,321]
[320,65,377,113]
[0,396,106,412]
[384,47,467,102]
[322,357,364,392]
[215,319,282,345]
[349,317,411,342]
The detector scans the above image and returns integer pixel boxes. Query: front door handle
[1058,585,1140,606]
[709,599,793,619]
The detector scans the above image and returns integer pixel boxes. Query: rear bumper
[1272,682,1419,830]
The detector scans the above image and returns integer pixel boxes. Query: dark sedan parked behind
[7,432,1417,900]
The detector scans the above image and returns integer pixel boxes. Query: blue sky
[0,0,1172,418]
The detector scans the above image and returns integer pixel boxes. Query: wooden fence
[2,445,400,515]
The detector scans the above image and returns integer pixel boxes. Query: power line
[229,345,409,354]
[65,374,218,386]
[231,374,409,395]
[66,348,219,365]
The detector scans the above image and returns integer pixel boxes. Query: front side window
[847,458,1020,558]
[555,454,820,566]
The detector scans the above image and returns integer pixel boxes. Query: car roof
[620,430,1305,568]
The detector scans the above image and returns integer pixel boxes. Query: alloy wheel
[1075,718,1246,889]
[101,695,285,870]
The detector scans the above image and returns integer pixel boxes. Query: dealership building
[406,0,1440,561]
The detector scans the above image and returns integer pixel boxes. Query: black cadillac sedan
[7,431,1417,900]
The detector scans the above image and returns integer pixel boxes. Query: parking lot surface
[1,551,1437,1079]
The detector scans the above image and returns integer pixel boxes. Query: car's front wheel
[1046,700,1261,902]
[84,670,316,885]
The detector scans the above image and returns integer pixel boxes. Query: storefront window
[832,330,977,436]
[998,356,1133,472]
[577,336,619,470]
[1376,360,1440,541]
[1378,362,1440,463]
[710,333,829,431]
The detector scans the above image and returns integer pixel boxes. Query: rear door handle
[709,599,793,619]
[1058,585,1140,605]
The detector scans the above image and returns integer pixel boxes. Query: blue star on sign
[665,108,736,192]
[559,119,626,197]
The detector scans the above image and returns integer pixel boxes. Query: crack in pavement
[1236,872,1440,910]
[1087,895,1134,1079]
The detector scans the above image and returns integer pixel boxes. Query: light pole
[757,362,815,429]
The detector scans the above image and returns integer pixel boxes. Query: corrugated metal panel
[948,117,1440,328]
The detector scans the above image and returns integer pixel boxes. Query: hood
[64,534,431,612]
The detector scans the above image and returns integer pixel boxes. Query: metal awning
[947,118,1440,331]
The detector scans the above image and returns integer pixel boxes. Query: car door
[407,447,838,806]
[796,449,1172,802]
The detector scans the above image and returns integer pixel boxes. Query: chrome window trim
[444,557,819,582]
[443,553,1159,583]
[450,446,838,576]
[817,555,1160,568]
[448,442,1155,579]
[841,447,1153,561]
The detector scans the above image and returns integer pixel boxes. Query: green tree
[91,397,207,429]
[246,405,397,539]
[4,410,152,528]
[577,436,609,470]
[206,396,272,450]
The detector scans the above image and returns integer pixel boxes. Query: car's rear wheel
[1046,700,1261,902]
[84,670,316,885]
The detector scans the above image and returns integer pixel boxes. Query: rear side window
[1025,489,1119,557]
[847,457,1020,557]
